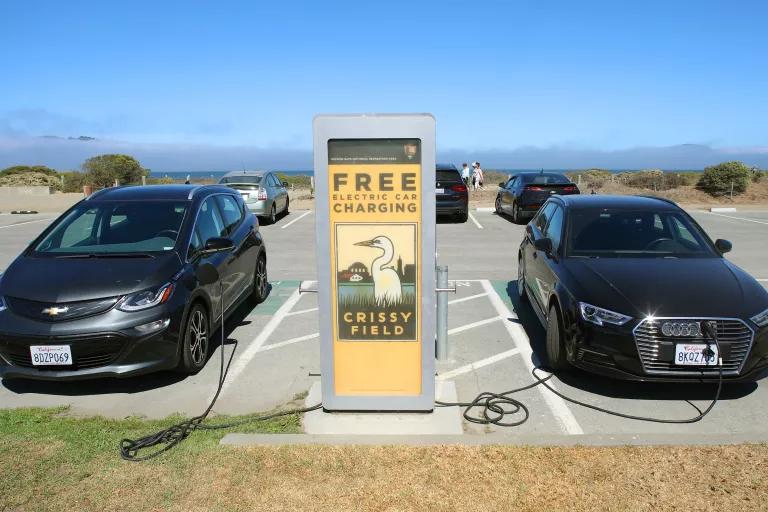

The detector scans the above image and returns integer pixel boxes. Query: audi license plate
[29,345,72,366]
[675,343,718,366]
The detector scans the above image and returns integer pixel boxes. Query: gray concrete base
[221,431,768,447]
[301,380,463,435]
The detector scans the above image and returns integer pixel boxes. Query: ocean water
[156,170,313,181]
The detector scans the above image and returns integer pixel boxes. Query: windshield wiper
[53,252,155,259]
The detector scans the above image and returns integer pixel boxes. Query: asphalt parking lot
[1,207,767,441]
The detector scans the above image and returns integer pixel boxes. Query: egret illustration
[354,235,402,305]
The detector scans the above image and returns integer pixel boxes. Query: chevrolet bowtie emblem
[42,306,69,316]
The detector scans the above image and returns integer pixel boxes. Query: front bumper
[568,320,768,382]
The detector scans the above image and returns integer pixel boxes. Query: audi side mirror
[196,262,220,285]
[202,237,234,255]
[715,239,732,254]
[534,237,553,255]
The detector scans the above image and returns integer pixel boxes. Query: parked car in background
[218,170,289,225]
[495,172,579,224]
[435,163,468,222]
[517,194,768,382]
[0,185,268,380]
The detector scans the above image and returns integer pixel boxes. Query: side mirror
[196,262,220,285]
[715,239,732,254]
[534,237,553,255]
[202,237,234,255]
[499,182,506,188]
[282,181,289,187]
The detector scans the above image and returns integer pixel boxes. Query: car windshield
[33,201,188,255]
[219,175,262,185]
[567,209,716,258]
[521,174,570,185]
[437,170,461,182]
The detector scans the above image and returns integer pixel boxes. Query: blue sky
[1,0,767,170]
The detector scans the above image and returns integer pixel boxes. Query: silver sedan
[218,171,289,224]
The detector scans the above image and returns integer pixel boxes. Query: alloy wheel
[188,310,208,366]
[255,256,268,299]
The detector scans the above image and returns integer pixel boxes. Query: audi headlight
[751,307,768,328]
[579,302,632,326]
[118,283,174,312]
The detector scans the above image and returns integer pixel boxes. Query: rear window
[521,174,570,185]
[219,175,262,185]
[437,170,461,182]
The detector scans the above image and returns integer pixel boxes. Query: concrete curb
[221,432,768,447]
[710,207,737,212]
[475,207,495,212]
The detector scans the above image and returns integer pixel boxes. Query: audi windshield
[567,209,716,258]
[32,201,188,256]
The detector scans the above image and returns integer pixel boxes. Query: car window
[506,177,517,189]
[216,195,243,235]
[437,170,461,182]
[268,174,279,187]
[196,197,226,244]
[219,175,261,185]
[533,202,557,232]
[188,229,203,259]
[543,206,565,253]
[521,174,570,185]
[669,216,697,244]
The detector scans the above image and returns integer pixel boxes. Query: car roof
[436,163,458,171]
[556,194,680,210]
[87,184,234,202]
[221,170,267,177]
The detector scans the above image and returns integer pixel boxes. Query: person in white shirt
[461,163,470,186]
[472,162,484,190]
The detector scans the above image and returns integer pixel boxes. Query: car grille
[5,295,119,322]
[0,332,126,370]
[633,318,753,376]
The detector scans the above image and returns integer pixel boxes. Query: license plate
[675,343,718,366]
[30,345,73,366]
[240,192,249,200]
[435,188,444,194]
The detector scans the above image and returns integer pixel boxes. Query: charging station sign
[314,115,435,411]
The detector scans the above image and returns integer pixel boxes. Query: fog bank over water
[1,135,767,171]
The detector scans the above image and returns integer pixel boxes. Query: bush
[82,154,147,188]
[0,165,58,179]
[0,171,60,189]
[59,171,88,193]
[697,161,751,197]
[568,169,613,189]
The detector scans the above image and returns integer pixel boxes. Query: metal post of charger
[435,265,454,361]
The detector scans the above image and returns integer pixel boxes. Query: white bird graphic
[354,235,402,305]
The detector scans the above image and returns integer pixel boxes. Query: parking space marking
[260,332,319,352]
[0,218,52,229]
[281,210,313,229]
[467,211,483,229]
[448,316,503,335]
[481,280,584,435]
[220,287,304,395]
[448,292,489,305]
[285,307,319,317]
[757,278,767,282]
[437,348,521,381]
[706,212,768,226]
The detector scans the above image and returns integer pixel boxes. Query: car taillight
[450,184,467,193]
[563,186,578,192]
[257,189,268,200]
[525,186,544,191]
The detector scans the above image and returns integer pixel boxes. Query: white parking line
[448,292,489,305]
[281,210,312,229]
[0,218,51,229]
[285,307,319,317]
[481,280,583,435]
[259,332,319,352]
[438,348,521,381]
[706,212,768,225]
[448,316,502,335]
[219,287,304,395]
[467,211,483,229]
[758,279,768,282]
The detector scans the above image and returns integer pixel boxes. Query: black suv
[0,185,268,381]
[496,172,579,224]
[435,163,468,222]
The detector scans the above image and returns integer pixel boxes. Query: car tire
[284,197,289,216]
[495,196,502,215]
[177,303,209,375]
[512,202,521,224]
[250,253,268,304]
[546,304,569,371]
[517,256,528,302]
[267,204,276,225]
[456,210,468,223]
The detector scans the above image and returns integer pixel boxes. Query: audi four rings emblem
[661,321,707,337]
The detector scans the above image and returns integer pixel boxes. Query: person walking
[472,162,484,191]
[461,163,470,187]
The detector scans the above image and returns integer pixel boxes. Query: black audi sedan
[518,195,768,382]
[496,172,579,224]
[0,185,268,380]
[435,163,468,222]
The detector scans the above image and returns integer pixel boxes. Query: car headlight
[118,283,174,312]
[751,307,768,328]
[0,295,6,313]
[579,301,632,326]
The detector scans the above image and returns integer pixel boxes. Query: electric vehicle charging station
[313,114,436,411]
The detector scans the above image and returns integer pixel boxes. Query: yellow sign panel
[328,139,422,396]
